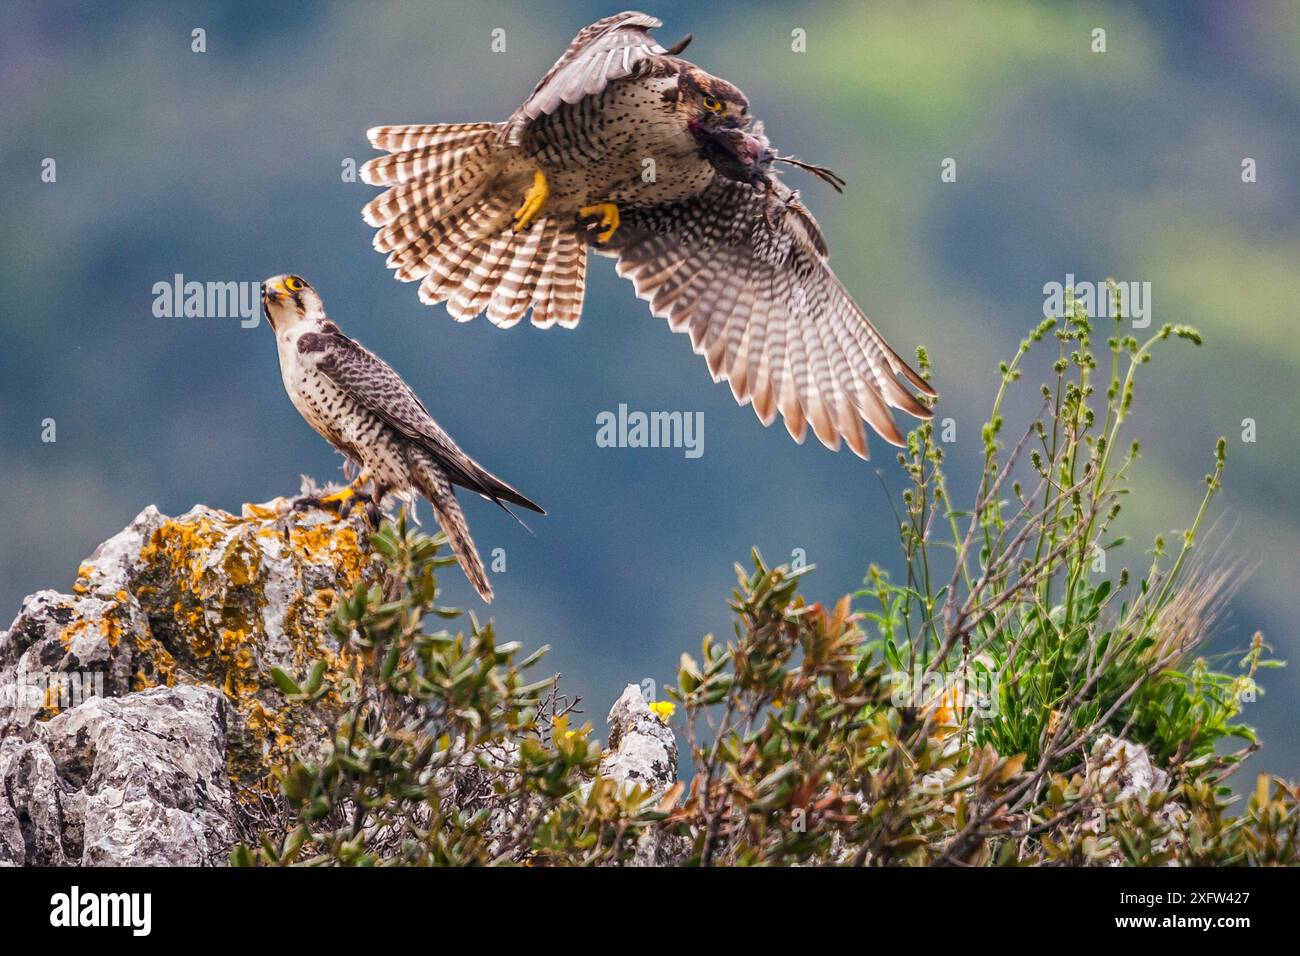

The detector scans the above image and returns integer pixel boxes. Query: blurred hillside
[1,0,1296,778]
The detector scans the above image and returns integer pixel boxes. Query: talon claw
[513,169,549,232]
[577,202,620,244]
[296,472,372,521]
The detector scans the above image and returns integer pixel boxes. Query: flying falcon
[261,274,542,602]
[360,11,936,458]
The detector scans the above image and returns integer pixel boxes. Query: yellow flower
[649,700,675,722]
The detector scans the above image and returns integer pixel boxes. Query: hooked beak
[261,281,283,329]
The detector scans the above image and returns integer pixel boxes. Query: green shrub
[236,300,1296,866]
[232,514,662,866]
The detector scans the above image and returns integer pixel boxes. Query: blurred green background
[1,1,1296,778]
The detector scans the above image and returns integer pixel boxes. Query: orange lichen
[125,508,379,790]
[289,522,371,584]
[132,629,177,688]
[59,617,90,648]
[41,684,62,718]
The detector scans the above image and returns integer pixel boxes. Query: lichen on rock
[600,684,677,794]
[125,503,380,784]
[0,499,685,867]
[0,499,385,865]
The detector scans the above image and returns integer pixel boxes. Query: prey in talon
[360,11,935,459]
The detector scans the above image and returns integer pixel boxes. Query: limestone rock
[0,500,384,865]
[600,684,677,793]
[1091,733,1169,798]
[0,500,685,867]
[0,685,231,865]
[599,685,683,866]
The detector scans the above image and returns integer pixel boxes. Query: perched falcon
[360,10,936,458]
[261,274,543,602]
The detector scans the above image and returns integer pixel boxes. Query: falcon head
[677,68,766,181]
[677,66,749,134]
[261,274,324,331]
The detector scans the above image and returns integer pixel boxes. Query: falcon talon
[512,169,549,233]
[359,11,937,457]
[290,495,328,514]
[577,202,620,244]
[318,485,358,506]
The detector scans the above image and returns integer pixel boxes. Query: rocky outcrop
[599,685,684,866]
[0,500,684,866]
[600,685,677,793]
[0,685,231,866]
[0,499,382,865]
[1089,733,1170,797]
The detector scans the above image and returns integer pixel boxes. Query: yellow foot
[513,170,549,233]
[319,485,358,506]
[316,473,370,519]
[578,201,621,243]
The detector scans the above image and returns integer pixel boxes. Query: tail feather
[412,197,513,296]
[409,451,494,603]
[528,224,564,329]
[534,228,587,329]
[366,122,498,155]
[361,139,494,193]
[486,220,549,328]
[451,231,516,321]
[369,151,499,250]
[362,122,587,328]
[419,198,516,306]
[375,184,498,272]
[363,150,494,230]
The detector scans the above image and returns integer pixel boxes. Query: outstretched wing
[498,11,674,146]
[594,178,937,458]
[298,327,544,513]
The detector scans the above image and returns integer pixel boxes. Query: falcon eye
[284,276,306,292]
[703,96,723,112]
